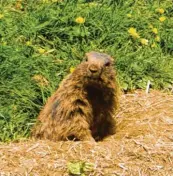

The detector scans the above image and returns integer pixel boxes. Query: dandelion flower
[151,43,157,48]
[75,17,85,24]
[0,14,4,19]
[38,48,46,54]
[159,16,166,22]
[127,14,132,18]
[26,41,32,46]
[140,38,149,45]
[156,8,164,14]
[155,36,160,42]
[128,27,140,39]
[152,28,158,34]
[70,67,75,73]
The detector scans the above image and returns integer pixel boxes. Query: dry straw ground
[0,90,173,176]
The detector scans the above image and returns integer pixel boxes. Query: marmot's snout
[88,64,102,78]
[88,64,98,73]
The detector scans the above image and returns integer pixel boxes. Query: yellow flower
[70,67,75,73]
[26,41,32,46]
[38,48,46,54]
[156,8,164,14]
[75,17,85,24]
[151,43,157,48]
[152,28,158,34]
[128,27,140,39]
[0,14,4,19]
[140,38,149,45]
[155,36,160,42]
[159,16,166,22]
[127,14,132,18]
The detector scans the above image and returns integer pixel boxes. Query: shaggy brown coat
[32,51,119,141]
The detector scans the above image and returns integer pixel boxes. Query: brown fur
[32,51,119,142]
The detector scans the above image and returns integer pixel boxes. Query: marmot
[32,51,119,141]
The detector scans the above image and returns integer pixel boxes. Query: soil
[0,90,173,176]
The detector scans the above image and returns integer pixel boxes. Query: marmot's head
[80,51,116,87]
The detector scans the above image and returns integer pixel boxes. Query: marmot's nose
[89,65,99,73]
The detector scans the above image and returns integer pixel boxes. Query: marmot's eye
[85,57,88,62]
[105,61,110,67]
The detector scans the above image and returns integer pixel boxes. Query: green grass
[0,0,173,141]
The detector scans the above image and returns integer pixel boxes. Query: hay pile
[1,90,173,175]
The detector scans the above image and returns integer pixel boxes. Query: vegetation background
[0,0,172,142]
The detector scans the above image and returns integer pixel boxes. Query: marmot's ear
[109,56,114,63]
[83,53,89,61]
[85,51,95,60]
[108,54,115,63]
[85,52,89,58]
